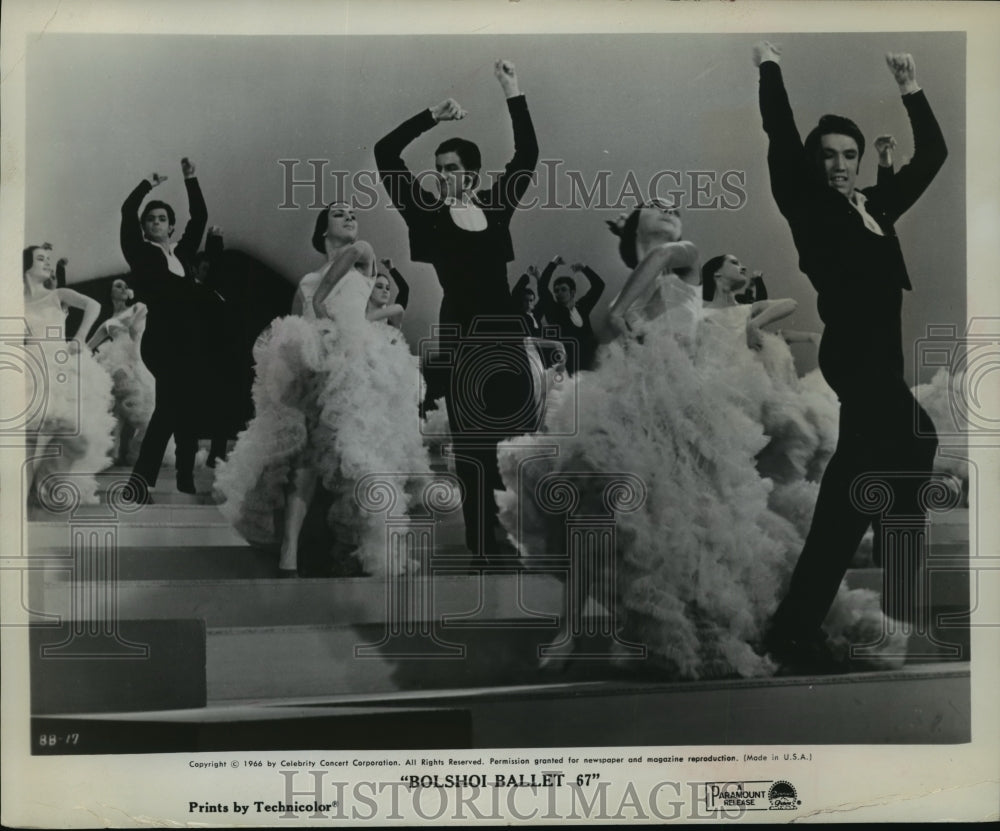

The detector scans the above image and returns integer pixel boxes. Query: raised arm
[573,264,606,315]
[127,302,148,338]
[534,258,560,321]
[607,241,698,337]
[489,60,539,212]
[55,258,68,289]
[754,42,813,221]
[382,259,410,310]
[205,225,225,259]
[875,135,896,188]
[175,158,208,260]
[513,271,531,294]
[375,99,464,217]
[312,241,375,318]
[870,54,947,222]
[120,177,157,269]
[86,319,113,352]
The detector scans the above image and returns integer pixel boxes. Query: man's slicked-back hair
[803,114,867,172]
[435,137,483,172]
[141,200,176,227]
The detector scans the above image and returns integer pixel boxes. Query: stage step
[30,619,206,715]
[27,503,249,548]
[32,703,471,754]
[204,621,579,702]
[33,662,969,753]
[30,571,565,627]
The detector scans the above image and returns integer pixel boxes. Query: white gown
[22,288,116,504]
[215,266,431,574]
[93,304,156,459]
[498,273,903,679]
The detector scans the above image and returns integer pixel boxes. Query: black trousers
[131,341,198,486]
[442,326,536,553]
[771,378,938,634]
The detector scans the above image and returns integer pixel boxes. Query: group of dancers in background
[21,46,956,677]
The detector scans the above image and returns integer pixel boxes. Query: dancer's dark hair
[435,137,482,172]
[803,114,867,174]
[606,209,642,268]
[140,200,176,228]
[701,254,728,302]
[553,276,576,294]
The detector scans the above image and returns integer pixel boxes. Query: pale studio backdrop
[25,31,965,380]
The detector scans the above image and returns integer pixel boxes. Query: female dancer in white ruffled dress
[498,202,902,678]
[87,279,156,466]
[215,204,430,576]
[698,254,839,511]
[22,244,116,505]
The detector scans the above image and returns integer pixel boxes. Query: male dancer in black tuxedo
[753,43,947,669]
[534,255,605,375]
[121,158,211,500]
[375,59,538,557]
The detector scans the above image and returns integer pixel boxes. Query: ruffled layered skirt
[214,314,431,574]
[498,313,905,679]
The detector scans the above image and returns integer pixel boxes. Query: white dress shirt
[445,193,488,232]
[850,191,885,237]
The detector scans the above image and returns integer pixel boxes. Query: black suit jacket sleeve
[752,275,768,301]
[120,179,175,306]
[576,266,606,316]
[205,229,225,259]
[534,259,559,323]
[866,90,947,223]
[175,177,208,261]
[374,109,439,223]
[876,164,895,187]
[389,267,410,309]
[121,179,155,270]
[758,61,815,222]
[485,95,539,215]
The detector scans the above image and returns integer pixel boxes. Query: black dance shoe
[761,627,846,676]
[176,473,196,495]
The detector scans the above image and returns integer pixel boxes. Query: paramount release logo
[768,780,801,810]
[699,780,801,812]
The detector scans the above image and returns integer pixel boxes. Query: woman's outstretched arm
[750,297,797,328]
[607,241,698,336]
[746,297,798,350]
[367,303,405,324]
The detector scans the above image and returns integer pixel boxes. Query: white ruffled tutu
[23,291,116,505]
[499,299,904,678]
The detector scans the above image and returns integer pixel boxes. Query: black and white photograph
[2,0,998,825]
